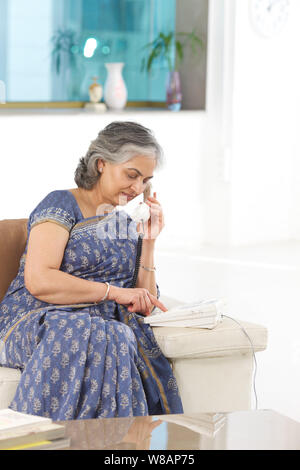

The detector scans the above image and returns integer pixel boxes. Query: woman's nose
[130,180,144,195]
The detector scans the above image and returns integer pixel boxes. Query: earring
[99,168,103,174]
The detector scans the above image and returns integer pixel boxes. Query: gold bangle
[141,265,156,272]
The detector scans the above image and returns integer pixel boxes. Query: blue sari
[0,190,183,420]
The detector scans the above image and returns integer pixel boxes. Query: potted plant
[141,30,204,110]
[51,29,79,75]
[51,29,85,100]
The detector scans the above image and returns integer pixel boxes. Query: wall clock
[250,0,290,37]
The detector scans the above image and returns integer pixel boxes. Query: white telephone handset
[128,183,151,228]
[130,202,150,224]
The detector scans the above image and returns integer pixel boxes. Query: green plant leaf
[146,42,163,72]
[162,32,173,49]
[56,54,60,75]
[140,39,156,51]
[175,40,183,64]
[140,57,146,73]
[141,29,203,73]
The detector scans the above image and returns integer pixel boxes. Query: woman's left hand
[137,192,165,241]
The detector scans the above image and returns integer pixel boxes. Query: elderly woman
[0,121,183,420]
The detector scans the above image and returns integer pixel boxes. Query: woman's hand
[137,192,165,241]
[122,417,162,449]
[109,286,167,316]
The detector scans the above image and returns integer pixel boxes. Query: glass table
[59,410,300,450]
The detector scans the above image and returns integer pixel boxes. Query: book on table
[5,436,71,450]
[144,299,226,329]
[0,408,69,450]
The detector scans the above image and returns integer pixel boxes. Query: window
[0,0,176,103]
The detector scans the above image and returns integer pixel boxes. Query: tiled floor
[156,241,300,422]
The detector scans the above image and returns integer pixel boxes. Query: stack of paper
[0,409,70,450]
[144,299,226,329]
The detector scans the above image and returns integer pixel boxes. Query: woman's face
[97,155,156,206]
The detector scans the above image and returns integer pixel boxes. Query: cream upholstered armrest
[153,295,268,413]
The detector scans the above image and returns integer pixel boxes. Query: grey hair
[74,121,164,189]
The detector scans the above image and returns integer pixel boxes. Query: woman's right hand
[109,286,167,316]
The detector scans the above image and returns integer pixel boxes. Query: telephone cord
[221,314,258,410]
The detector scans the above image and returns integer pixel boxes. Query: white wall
[290,94,300,239]
[230,0,300,244]
[202,0,233,245]
[202,0,300,246]
[0,110,207,251]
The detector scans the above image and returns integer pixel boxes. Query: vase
[166,70,182,111]
[104,62,128,110]
[89,76,103,103]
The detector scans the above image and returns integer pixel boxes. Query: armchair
[0,219,268,413]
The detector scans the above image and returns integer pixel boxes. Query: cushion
[152,317,268,359]
[0,367,21,409]
[0,219,28,302]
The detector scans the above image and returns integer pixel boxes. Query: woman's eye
[127,174,151,184]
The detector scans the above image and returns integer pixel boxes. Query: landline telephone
[129,184,151,225]
[144,299,225,329]
[130,202,150,224]
[127,185,152,288]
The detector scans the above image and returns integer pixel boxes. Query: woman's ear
[97,159,104,174]
[143,181,152,202]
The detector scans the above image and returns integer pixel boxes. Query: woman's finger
[142,294,153,316]
[145,294,152,310]
[150,419,162,432]
[139,294,147,313]
[147,198,160,205]
[146,201,161,211]
[131,294,143,312]
[148,294,168,312]
[144,295,153,315]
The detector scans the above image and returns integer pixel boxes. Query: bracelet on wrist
[96,282,110,303]
[141,265,156,272]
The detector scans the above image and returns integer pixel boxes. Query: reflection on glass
[122,416,162,450]
[156,413,227,450]
[0,0,176,103]
[64,416,163,450]
[63,413,226,450]
[63,411,300,450]
[159,412,226,438]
